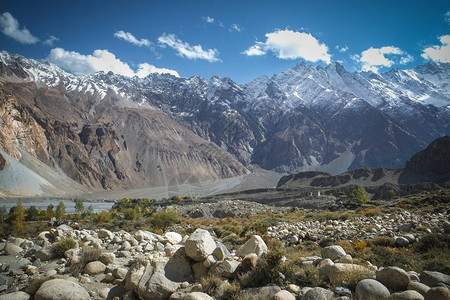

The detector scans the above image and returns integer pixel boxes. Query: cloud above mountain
[353,46,413,73]
[114,30,151,47]
[158,33,221,62]
[47,48,178,78]
[422,35,450,63]
[242,29,331,64]
[0,12,39,44]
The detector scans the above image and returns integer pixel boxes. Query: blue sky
[1,0,449,83]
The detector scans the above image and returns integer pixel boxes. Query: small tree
[147,209,181,232]
[74,198,84,220]
[349,187,369,205]
[55,201,66,220]
[9,200,27,235]
[388,189,396,200]
[46,204,55,220]
[26,206,39,221]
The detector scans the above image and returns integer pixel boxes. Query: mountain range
[0,51,449,196]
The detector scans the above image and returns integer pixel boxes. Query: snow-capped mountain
[0,51,449,194]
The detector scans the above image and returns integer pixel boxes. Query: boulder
[273,290,296,300]
[192,261,208,281]
[209,259,240,278]
[328,263,373,284]
[125,248,193,300]
[185,229,216,261]
[134,230,160,242]
[0,291,30,300]
[165,232,182,245]
[240,285,281,298]
[169,292,213,300]
[321,245,347,261]
[4,243,22,255]
[376,266,411,291]
[35,247,55,261]
[236,235,268,257]
[212,246,226,261]
[98,229,114,240]
[408,282,430,297]
[396,237,410,247]
[34,279,90,300]
[420,271,450,287]
[355,279,390,300]
[304,287,334,300]
[84,261,106,275]
[389,290,425,300]
[424,287,450,300]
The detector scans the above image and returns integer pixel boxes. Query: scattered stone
[98,229,114,240]
[376,266,411,291]
[240,285,281,298]
[83,261,106,275]
[4,243,22,255]
[420,271,450,287]
[390,290,425,300]
[408,282,430,297]
[34,278,90,300]
[396,237,410,247]
[236,235,268,257]
[35,247,55,261]
[185,229,216,261]
[286,284,300,294]
[321,245,346,261]
[335,286,352,297]
[170,292,213,300]
[212,246,226,261]
[424,287,450,300]
[209,259,240,278]
[273,290,296,300]
[0,291,30,300]
[304,287,334,299]
[165,232,183,245]
[355,279,390,300]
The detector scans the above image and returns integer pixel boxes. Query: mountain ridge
[0,51,449,196]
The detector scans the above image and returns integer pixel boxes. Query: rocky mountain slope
[277,135,450,198]
[0,51,449,196]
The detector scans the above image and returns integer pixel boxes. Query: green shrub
[201,274,223,297]
[292,265,321,287]
[147,209,181,232]
[329,268,375,291]
[239,248,288,288]
[319,237,335,248]
[369,236,395,247]
[416,233,450,253]
[53,238,77,258]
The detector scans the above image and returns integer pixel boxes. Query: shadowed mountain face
[277,136,450,199]
[0,51,449,196]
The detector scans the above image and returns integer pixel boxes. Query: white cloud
[47,48,178,78]
[335,45,349,53]
[43,35,59,46]
[0,12,39,44]
[230,24,241,32]
[242,45,266,56]
[355,46,412,73]
[242,29,331,64]
[203,16,214,23]
[400,54,414,64]
[136,63,179,78]
[446,11,450,25]
[421,35,450,63]
[158,33,221,62]
[114,30,151,47]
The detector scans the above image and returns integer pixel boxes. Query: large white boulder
[236,235,268,257]
[185,229,216,261]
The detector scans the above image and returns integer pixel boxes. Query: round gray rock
[83,261,106,275]
[424,287,450,300]
[376,266,411,291]
[321,245,346,261]
[35,279,90,300]
[355,279,390,300]
[390,290,425,300]
[0,291,30,300]
[304,287,334,300]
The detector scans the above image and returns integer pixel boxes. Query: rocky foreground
[0,207,449,300]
